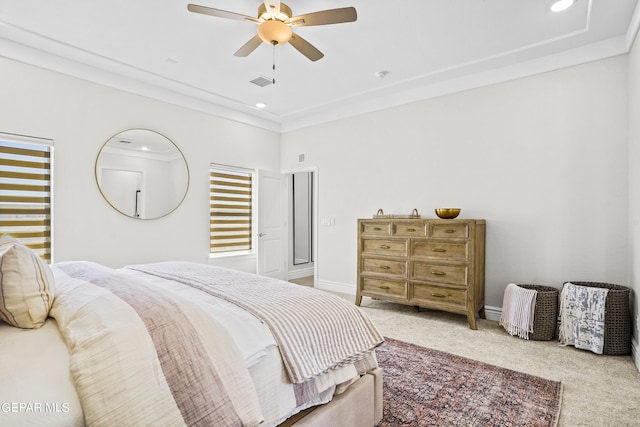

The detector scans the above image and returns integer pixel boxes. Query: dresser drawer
[360,221,391,236]
[411,240,469,261]
[411,284,466,309]
[362,258,407,277]
[392,222,427,237]
[411,262,468,286]
[361,277,407,299]
[429,223,469,239]
[361,239,407,257]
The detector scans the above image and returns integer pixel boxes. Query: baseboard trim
[317,280,355,295]
[287,267,314,280]
[483,305,502,322]
[632,337,640,373]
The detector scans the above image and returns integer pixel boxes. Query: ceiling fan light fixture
[549,0,576,12]
[257,20,292,45]
[188,1,356,61]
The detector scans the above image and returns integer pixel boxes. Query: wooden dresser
[355,218,486,329]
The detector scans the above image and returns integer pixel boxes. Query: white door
[257,170,286,279]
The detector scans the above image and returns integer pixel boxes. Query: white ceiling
[1,0,639,133]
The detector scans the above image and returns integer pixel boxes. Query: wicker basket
[563,281,631,356]
[517,284,559,341]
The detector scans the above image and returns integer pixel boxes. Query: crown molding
[0,17,635,135]
[280,35,629,132]
[627,0,640,51]
[0,21,283,133]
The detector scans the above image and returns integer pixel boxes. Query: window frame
[209,163,256,258]
[0,132,54,262]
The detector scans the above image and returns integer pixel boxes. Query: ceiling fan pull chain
[272,41,277,84]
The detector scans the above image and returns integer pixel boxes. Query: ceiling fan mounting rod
[258,2,292,21]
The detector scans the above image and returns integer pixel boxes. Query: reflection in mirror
[95,129,189,219]
[293,171,313,265]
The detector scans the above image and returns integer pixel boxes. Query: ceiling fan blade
[288,7,357,27]
[289,32,324,61]
[263,0,281,19]
[234,35,263,57]
[187,4,259,23]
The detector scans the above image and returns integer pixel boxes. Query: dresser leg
[467,312,477,330]
[355,294,362,306]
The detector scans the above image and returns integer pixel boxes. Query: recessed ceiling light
[549,0,576,12]
[256,102,267,109]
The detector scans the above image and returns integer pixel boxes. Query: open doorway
[287,170,316,287]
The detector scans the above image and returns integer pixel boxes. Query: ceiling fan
[187,1,357,61]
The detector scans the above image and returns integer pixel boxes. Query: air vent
[250,76,273,87]
[298,153,305,163]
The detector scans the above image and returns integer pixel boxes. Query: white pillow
[0,234,55,328]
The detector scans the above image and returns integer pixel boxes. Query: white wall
[628,30,640,364]
[0,57,280,270]
[281,56,629,309]
[1,51,634,320]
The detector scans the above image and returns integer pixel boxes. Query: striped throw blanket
[499,283,537,340]
[559,282,608,354]
[127,261,384,384]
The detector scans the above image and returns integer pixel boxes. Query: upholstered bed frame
[285,368,383,427]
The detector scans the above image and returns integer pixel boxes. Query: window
[210,165,253,255]
[0,134,53,261]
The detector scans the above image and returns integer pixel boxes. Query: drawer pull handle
[379,245,391,249]
[373,227,382,231]
[380,266,391,270]
[430,271,446,276]
[431,293,447,298]
[432,248,446,252]
[379,286,390,290]
[406,228,416,232]
[445,229,456,234]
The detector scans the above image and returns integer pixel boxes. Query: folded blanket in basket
[500,283,537,340]
[559,282,608,354]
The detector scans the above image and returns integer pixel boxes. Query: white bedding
[127,261,383,383]
[119,267,348,425]
[0,319,83,426]
[122,268,277,368]
[0,261,382,426]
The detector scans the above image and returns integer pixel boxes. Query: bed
[0,235,384,426]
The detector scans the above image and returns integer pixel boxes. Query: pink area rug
[377,338,562,427]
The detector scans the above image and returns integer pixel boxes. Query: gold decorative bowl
[435,208,461,219]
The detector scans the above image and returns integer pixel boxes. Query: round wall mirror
[95,129,189,219]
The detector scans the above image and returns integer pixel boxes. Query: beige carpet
[354,297,640,427]
[289,277,640,425]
